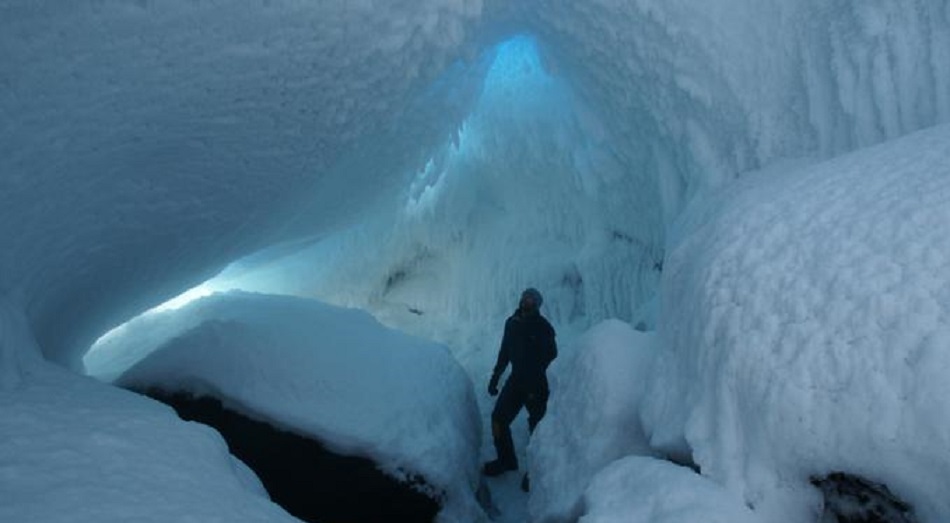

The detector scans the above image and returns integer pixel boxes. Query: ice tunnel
[3,1,950,523]
[3,0,948,372]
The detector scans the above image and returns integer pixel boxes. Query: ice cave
[2,1,950,522]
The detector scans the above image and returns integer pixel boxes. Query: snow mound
[96,291,482,522]
[579,456,761,523]
[643,123,950,522]
[529,319,658,522]
[0,364,294,523]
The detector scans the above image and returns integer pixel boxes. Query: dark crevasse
[812,473,917,523]
[133,388,441,523]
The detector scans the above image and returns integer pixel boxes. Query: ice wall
[1,0,485,369]
[520,0,950,219]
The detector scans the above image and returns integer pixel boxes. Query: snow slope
[88,291,483,523]
[642,123,950,523]
[0,362,294,523]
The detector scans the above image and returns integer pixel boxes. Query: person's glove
[488,374,500,396]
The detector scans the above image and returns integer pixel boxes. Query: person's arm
[489,319,513,394]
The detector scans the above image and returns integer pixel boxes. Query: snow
[579,457,760,523]
[87,291,483,523]
[642,123,950,523]
[528,320,658,523]
[0,361,297,523]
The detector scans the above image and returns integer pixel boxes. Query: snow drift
[0,362,295,523]
[642,123,950,522]
[90,291,483,522]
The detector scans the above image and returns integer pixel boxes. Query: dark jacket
[491,309,557,391]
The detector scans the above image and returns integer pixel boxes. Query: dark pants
[490,378,549,467]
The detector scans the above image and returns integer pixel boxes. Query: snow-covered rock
[92,291,483,523]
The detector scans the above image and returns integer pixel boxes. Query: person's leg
[486,382,525,474]
[525,382,550,434]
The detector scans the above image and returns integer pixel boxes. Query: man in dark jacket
[483,287,557,481]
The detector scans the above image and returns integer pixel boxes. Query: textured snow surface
[0,362,294,523]
[578,457,760,523]
[528,320,658,523]
[89,291,483,523]
[643,123,950,523]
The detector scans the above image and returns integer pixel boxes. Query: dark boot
[521,472,530,492]
[488,418,518,475]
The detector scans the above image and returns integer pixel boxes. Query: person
[483,287,557,488]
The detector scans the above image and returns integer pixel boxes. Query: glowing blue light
[482,35,551,93]
[405,34,557,213]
